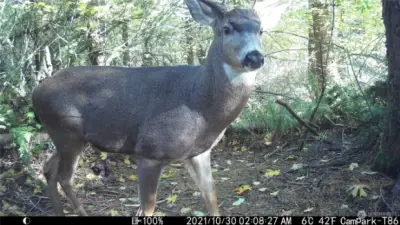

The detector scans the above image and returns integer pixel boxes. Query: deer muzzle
[243,50,264,70]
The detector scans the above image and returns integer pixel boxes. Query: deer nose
[243,50,264,69]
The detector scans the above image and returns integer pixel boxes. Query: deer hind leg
[43,151,63,216]
[136,159,163,216]
[58,149,88,216]
[44,134,87,216]
[184,149,220,216]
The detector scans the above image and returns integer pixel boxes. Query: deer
[31,0,264,216]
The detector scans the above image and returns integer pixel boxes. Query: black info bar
[0,216,398,225]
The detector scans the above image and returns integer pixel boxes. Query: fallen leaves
[109,209,120,216]
[193,191,201,197]
[100,152,107,160]
[33,187,41,194]
[154,211,166,216]
[270,191,279,196]
[303,207,314,213]
[281,210,292,216]
[128,175,138,181]
[79,158,85,167]
[86,173,98,181]
[119,197,139,203]
[193,211,205,216]
[124,156,131,165]
[264,169,280,177]
[258,187,267,192]
[290,163,304,171]
[296,176,306,181]
[287,155,296,160]
[167,194,177,203]
[347,184,368,197]
[161,169,175,179]
[180,207,191,214]
[348,163,359,171]
[234,184,252,195]
[263,134,272,146]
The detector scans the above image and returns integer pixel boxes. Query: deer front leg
[136,159,163,216]
[184,149,220,216]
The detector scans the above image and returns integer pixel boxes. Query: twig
[253,90,297,100]
[264,142,288,159]
[93,204,114,214]
[323,115,345,127]
[275,99,319,137]
[26,197,42,215]
[265,146,282,158]
[28,198,50,216]
[343,36,383,118]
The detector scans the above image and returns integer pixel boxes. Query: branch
[264,48,308,57]
[253,90,297,100]
[275,99,319,137]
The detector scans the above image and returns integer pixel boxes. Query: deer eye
[223,26,233,35]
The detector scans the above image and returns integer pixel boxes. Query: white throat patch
[223,63,258,86]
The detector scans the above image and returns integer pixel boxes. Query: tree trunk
[372,1,400,178]
[185,19,195,65]
[122,22,130,66]
[87,21,105,66]
[308,0,330,98]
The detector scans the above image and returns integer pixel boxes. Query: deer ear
[185,0,225,26]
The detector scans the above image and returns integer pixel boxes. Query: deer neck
[192,40,255,127]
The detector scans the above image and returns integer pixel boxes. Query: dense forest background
[1,0,399,217]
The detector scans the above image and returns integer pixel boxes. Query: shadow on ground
[0,130,397,216]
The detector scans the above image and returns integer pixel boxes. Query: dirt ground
[0,129,398,217]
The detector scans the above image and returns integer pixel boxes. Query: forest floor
[0,127,398,217]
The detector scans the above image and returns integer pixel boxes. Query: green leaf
[43,5,53,12]
[79,3,88,14]
[232,198,245,206]
[193,211,205,216]
[36,2,46,7]
[26,112,35,119]
[90,8,97,15]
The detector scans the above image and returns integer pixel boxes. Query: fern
[10,125,35,174]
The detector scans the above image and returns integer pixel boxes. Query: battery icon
[132,216,141,225]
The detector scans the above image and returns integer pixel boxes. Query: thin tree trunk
[308,0,330,98]
[185,19,195,65]
[122,22,130,66]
